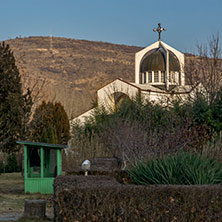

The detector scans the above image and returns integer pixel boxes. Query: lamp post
[81,160,91,176]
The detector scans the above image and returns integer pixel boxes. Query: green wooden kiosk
[17,141,68,194]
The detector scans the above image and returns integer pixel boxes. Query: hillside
[5,36,141,118]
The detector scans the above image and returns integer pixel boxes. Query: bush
[70,92,222,168]
[54,175,222,222]
[0,161,4,173]
[5,153,21,173]
[30,101,70,144]
[128,152,222,185]
[70,98,207,165]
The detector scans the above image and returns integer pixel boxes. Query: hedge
[54,175,222,222]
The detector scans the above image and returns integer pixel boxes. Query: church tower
[135,23,185,90]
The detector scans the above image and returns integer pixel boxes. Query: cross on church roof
[153,23,166,41]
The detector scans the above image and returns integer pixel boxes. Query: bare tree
[99,116,205,167]
[15,52,48,110]
[13,52,48,140]
[185,33,222,103]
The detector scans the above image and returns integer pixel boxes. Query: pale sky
[1,0,222,53]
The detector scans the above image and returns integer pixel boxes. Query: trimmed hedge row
[54,175,222,222]
[66,168,132,184]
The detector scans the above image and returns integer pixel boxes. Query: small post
[40,147,44,178]
[23,199,46,219]
[24,145,27,180]
[57,149,62,176]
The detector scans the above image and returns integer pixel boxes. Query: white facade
[135,41,185,86]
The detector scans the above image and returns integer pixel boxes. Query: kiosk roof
[17,140,68,149]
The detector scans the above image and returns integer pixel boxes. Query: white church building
[73,24,202,123]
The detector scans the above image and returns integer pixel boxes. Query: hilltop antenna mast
[50,31,53,52]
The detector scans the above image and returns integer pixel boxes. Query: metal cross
[153,23,166,41]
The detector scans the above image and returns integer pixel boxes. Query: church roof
[131,81,197,94]
[131,82,165,93]
[170,85,194,93]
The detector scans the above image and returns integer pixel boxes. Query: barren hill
[5,36,141,118]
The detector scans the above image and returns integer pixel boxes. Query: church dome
[140,49,180,72]
[140,50,165,72]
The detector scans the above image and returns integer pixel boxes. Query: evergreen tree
[0,42,31,153]
[31,101,70,145]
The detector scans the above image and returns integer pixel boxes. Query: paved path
[0,212,53,221]
[0,213,22,221]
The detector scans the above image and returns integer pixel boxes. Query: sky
[1,0,222,53]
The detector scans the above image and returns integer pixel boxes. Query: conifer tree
[0,42,31,153]
[31,101,70,145]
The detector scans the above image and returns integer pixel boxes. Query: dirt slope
[5,36,141,118]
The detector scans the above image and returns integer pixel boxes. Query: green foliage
[82,96,171,136]
[71,88,222,165]
[190,90,222,134]
[128,152,222,185]
[0,42,32,153]
[5,153,21,173]
[0,161,4,173]
[210,89,222,131]
[31,101,70,144]
[74,95,214,161]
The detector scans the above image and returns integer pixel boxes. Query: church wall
[141,90,191,106]
[141,91,170,104]
[97,79,139,111]
[71,108,95,125]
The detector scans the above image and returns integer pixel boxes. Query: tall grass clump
[128,152,222,185]
[202,132,222,161]
[66,118,112,170]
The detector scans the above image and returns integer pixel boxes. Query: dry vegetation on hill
[5,36,141,118]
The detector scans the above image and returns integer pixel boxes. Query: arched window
[170,71,175,83]
[169,71,179,84]
[148,71,152,83]
[154,71,159,83]
[161,71,165,83]
[143,72,147,83]
[113,92,131,110]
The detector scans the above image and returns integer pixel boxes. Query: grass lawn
[0,173,53,221]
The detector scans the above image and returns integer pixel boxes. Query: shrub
[128,152,222,185]
[30,101,70,144]
[0,161,4,173]
[54,175,222,222]
[70,96,215,165]
[5,153,21,173]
